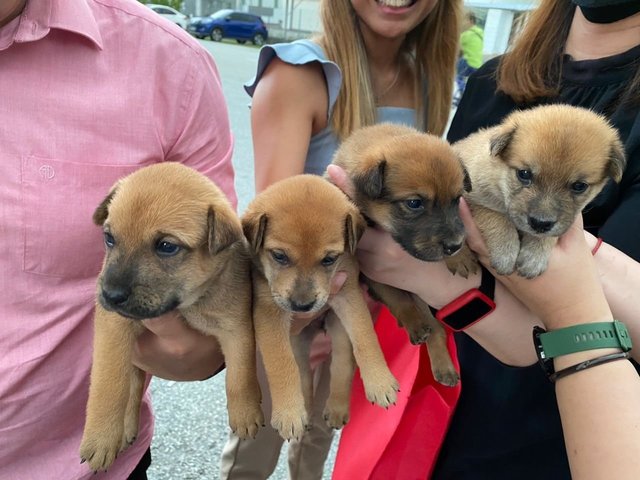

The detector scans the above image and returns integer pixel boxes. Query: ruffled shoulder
[244,39,342,117]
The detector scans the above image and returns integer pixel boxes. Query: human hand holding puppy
[132,313,226,381]
[459,198,610,331]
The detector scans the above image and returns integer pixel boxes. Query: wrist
[533,320,633,382]
[420,262,481,309]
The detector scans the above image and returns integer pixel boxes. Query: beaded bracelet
[550,351,631,382]
[591,237,603,255]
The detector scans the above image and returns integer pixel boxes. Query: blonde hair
[497,0,640,105]
[319,0,463,139]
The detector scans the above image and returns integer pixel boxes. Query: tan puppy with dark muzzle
[242,174,399,439]
[330,123,472,387]
[79,163,263,472]
[452,104,626,278]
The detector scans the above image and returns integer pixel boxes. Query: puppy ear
[462,166,472,193]
[607,138,626,183]
[353,159,387,199]
[241,212,268,255]
[207,207,243,255]
[344,211,365,255]
[489,126,516,158]
[93,183,120,226]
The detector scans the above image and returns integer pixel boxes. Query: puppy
[452,104,626,278]
[242,174,399,439]
[79,163,263,472]
[330,123,472,386]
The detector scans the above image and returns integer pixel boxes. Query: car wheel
[252,33,265,46]
[210,28,223,42]
[236,39,247,44]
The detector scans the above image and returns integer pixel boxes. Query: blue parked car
[188,9,268,46]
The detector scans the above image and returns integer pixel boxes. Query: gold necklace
[375,64,401,101]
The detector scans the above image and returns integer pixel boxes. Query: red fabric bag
[332,307,461,480]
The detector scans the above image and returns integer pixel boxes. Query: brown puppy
[79,163,263,472]
[330,123,472,386]
[242,174,399,439]
[452,104,626,278]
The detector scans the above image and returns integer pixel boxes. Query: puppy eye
[156,241,181,256]
[271,250,289,266]
[104,232,115,248]
[321,255,337,267]
[571,181,589,194]
[516,169,533,186]
[404,198,424,210]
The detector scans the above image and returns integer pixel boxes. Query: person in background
[0,0,234,478]
[453,10,483,106]
[330,0,640,478]
[218,0,463,478]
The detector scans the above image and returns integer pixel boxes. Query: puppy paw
[228,402,265,439]
[79,427,124,472]
[490,255,516,276]
[323,400,350,429]
[271,405,309,441]
[363,371,400,409]
[445,249,479,278]
[406,323,432,345]
[433,367,460,387]
[516,253,548,279]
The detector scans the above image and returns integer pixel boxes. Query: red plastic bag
[332,307,461,479]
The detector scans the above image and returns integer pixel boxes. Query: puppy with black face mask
[451,104,626,278]
[330,123,473,387]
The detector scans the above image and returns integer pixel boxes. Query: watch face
[532,326,554,377]
[438,295,494,331]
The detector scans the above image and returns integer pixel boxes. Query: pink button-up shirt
[0,1,236,478]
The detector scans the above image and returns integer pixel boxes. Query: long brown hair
[319,0,463,139]
[498,0,640,105]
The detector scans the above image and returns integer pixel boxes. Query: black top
[434,44,640,479]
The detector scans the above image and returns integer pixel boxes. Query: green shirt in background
[460,25,484,69]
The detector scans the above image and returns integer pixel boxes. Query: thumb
[326,164,356,199]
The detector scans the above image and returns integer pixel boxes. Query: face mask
[572,0,640,23]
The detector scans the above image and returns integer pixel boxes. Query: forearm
[554,348,640,479]
[593,239,640,362]
[409,261,541,366]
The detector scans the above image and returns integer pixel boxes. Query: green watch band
[538,320,632,359]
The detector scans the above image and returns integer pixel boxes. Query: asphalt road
[147,39,339,480]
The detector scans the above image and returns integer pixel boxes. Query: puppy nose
[290,300,316,313]
[442,242,463,256]
[102,286,131,306]
[528,216,556,233]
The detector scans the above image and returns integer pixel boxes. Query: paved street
[147,39,338,480]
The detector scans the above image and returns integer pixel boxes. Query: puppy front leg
[214,325,264,439]
[412,295,459,386]
[291,324,316,423]
[323,311,355,429]
[253,296,308,440]
[330,276,399,408]
[80,306,138,472]
[122,365,145,449]
[472,205,520,275]
[516,234,557,278]
[366,279,432,345]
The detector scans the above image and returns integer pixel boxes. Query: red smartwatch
[430,266,496,332]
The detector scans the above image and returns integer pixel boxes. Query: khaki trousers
[219,351,335,480]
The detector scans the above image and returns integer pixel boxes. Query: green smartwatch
[533,320,633,382]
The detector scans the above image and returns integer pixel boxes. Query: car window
[154,7,174,15]
[210,10,232,19]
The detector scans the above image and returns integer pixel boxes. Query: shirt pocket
[21,156,143,279]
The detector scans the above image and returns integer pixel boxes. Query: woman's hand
[459,198,611,330]
[133,312,225,381]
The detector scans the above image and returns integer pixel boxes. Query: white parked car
[146,4,189,29]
